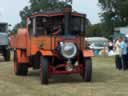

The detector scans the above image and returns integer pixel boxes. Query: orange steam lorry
[10,5,94,85]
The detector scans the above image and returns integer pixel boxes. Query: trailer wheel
[83,58,92,82]
[4,49,10,61]
[14,51,28,76]
[40,56,48,85]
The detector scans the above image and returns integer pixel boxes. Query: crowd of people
[113,37,128,70]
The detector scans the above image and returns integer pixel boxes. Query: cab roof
[29,11,86,18]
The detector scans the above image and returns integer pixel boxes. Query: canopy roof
[29,7,86,18]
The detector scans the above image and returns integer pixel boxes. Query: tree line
[12,0,128,39]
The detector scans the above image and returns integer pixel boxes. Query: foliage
[86,22,114,39]
[98,0,128,36]
[11,23,23,35]
[20,0,67,25]
[12,0,67,33]
[86,23,103,36]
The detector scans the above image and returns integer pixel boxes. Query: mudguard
[83,50,94,57]
[16,49,29,63]
[40,50,53,56]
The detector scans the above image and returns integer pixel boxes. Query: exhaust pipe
[64,5,72,36]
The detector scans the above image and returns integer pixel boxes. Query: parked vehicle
[0,23,10,61]
[10,5,93,84]
[85,37,109,55]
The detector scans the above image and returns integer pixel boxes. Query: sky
[0,0,101,27]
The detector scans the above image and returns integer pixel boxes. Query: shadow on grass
[50,74,84,84]
[28,70,40,77]
[28,71,113,84]
[28,70,86,84]
[27,67,114,84]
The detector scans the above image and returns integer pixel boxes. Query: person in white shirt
[114,38,122,70]
[114,37,127,70]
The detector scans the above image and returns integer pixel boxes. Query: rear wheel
[40,56,49,85]
[14,51,28,76]
[83,58,92,82]
[4,49,10,61]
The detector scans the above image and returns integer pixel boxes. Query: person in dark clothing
[108,41,113,51]
[120,38,128,70]
[115,55,122,69]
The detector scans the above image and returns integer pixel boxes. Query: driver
[52,25,62,35]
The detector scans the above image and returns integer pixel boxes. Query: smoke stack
[64,5,72,35]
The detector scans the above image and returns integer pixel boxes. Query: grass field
[0,56,128,96]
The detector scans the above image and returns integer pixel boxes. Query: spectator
[108,41,114,56]
[120,37,128,70]
[114,38,122,70]
[108,41,113,51]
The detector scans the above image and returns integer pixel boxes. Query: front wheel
[82,58,92,82]
[40,56,49,85]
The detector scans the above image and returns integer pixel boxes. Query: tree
[98,0,128,35]
[12,0,67,33]
[29,0,66,11]
[86,23,103,37]
[21,0,67,21]
[19,6,32,27]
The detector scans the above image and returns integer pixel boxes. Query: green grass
[0,56,128,96]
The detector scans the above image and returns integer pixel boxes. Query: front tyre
[83,58,92,82]
[40,56,49,85]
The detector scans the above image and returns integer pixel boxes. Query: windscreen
[31,16,85,36]
[34,16,64,36]
[71,16,81,35]
[0,24,7,32]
